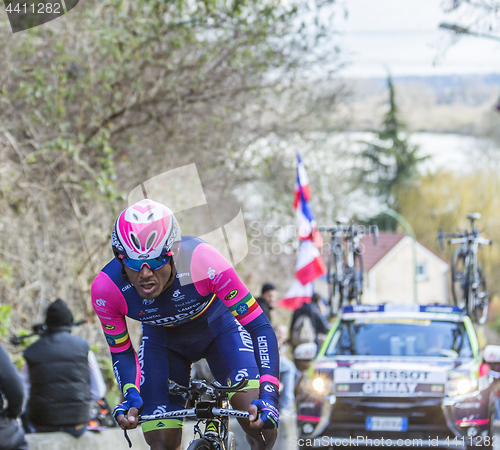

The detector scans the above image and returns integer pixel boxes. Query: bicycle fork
[198,419,225,450]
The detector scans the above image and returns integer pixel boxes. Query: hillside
[335,74,500,135]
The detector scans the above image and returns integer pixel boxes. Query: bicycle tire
[227,431,236,450]
[186,438,211,450]
[326,245,336,317]
[451,247,466,308]
[467,266,474,319]
[331,281,341,316]
[331,248,343,315]
[471,266,489,325]
[352,251,363,305]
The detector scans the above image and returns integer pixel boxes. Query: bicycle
[124,378,252,449]
[319,219,378,316]
[438,212,492,324]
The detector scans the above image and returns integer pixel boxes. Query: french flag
[295,240,327,286]
[277,280,313,311]
[294,151,322,247]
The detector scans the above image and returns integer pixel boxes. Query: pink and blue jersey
[91,236,280,396]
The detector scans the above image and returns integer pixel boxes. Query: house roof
[417,240,450,266]
[360,231,405,272]
[358,231,450,272]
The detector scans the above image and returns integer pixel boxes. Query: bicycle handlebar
[139,408,250,422]
[167,377,248,398]
[318,224,378,244]
[438,214,491,250]
[445,236,492,246]
[437,227,493,249]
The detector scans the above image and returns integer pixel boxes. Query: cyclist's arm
[91,271,141,395]
[191,243,280,387]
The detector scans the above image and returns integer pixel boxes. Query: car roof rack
[341,303,463,314]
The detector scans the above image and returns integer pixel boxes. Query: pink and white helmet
[111,199,182,264]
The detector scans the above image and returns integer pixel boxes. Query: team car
[295,304,500,449]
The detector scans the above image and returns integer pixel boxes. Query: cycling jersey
[92,236,279,426]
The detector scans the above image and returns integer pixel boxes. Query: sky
[332,0,500,77]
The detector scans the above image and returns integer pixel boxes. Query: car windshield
[326,318,473,359]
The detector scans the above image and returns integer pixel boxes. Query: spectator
[273,325,297,414]
[23,299,106,437]
[256,283,277,323]
[290,293,330,350]
[0,344,27,450]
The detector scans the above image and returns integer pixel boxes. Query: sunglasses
[120,252,172,272]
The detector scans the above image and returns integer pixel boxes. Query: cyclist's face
[124,261,174,299]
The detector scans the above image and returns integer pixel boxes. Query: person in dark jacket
[256,283,277,323]
[23,299,92,437]
[290,293,330,349]
[0,344,27,450]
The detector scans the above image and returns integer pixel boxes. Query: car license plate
[366,416,408,431]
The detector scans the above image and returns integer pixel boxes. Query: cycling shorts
[138,304,260,433]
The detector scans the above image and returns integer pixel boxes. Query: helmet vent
[147,213,155,221]
[133,213,139,221]
[130,233,141,250]
[146,232,157,251]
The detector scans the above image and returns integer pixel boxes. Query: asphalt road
[181,421,500,449]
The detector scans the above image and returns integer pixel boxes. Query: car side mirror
[293,342,318,372]
[483,345,500,373]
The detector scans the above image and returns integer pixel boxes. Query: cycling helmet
[111,199,181,271]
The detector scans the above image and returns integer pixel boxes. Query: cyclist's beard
[161,260,177,294]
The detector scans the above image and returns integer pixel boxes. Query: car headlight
[312,377,325,393]
[446,377,478,397]
[299,373,333,395]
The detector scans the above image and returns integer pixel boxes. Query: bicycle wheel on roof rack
[326,248,335,316]
[330,251,343,316]
[352,251,363,305]
[451,247,467,308]
[470,266,489,325]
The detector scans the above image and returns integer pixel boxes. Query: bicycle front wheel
[227,431,236,450]
[186,438,211,450]
[326,246,336,317]
[352,251,363,305]
[330,280,341,316]
[471,266,489,325]
[451,248,466,308]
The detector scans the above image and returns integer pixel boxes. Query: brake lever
[124,429,132,448]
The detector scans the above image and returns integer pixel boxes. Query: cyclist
[92,199,279,450]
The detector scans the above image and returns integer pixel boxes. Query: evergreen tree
[356,76,428,214]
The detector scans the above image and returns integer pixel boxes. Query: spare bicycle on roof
[438,212,492,324]
[319,219,378,317]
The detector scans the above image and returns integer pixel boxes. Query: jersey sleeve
[191,243,280,387]
[91,271,141,393]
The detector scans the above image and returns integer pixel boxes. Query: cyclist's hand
[116,407,140,430]
[249,382,279,430]
[113,386,143,430]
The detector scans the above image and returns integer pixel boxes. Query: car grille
[326,396,452,439]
